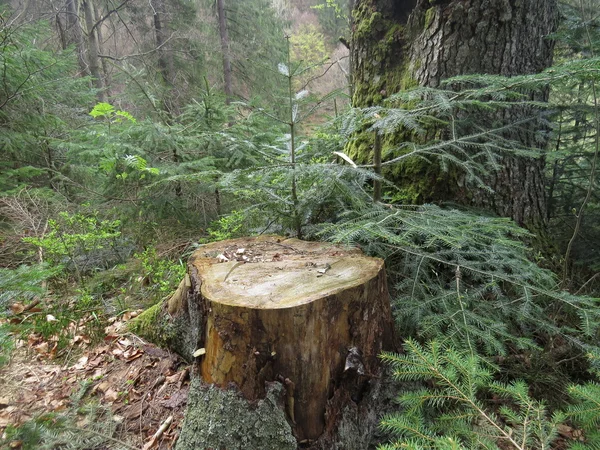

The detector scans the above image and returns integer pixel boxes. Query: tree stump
[184,236,394,444]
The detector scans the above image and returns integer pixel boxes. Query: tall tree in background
[216,0,233,104]
[350,0,558,229]
[63,0,88,75]
[152,0,177,113]
[215,0,288,105]
[82,0,106,101]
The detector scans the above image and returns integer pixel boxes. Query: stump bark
[180,236,394,444]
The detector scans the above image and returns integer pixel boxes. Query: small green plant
[0,263,59,309]
[0,405,132,450]
[207,210,253,241]
[219,36,360,238]
[23,211,121,281]
[89,102,136,125]
[0,263,60,365]
[566,353,600,449]
[135,247,186,296]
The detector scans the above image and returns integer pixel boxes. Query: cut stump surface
[186,236,393,443]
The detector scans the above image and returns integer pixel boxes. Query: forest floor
[0,312,190,449]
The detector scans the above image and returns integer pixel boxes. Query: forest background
[1,0,600,448]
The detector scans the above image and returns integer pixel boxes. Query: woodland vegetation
[1,0,600,448]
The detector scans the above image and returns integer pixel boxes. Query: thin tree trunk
[351,0,558,230]
[217,0,233,104]
[82,0,105,102]
[153,0,174,88]
[56,13,67,49]
[373,132,382,202]
[215,0,234,210]
[93,2,111,96]
[65,0,88,76]
[151,0,182,196]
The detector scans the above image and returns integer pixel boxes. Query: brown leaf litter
[0,313,190,449]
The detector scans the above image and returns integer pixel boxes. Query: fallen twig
[142,415,173,450]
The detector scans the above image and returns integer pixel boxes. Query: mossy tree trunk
[351,0,558,230]
[145,236,395,448]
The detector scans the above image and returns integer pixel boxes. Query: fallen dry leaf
[118,338,133,348]
[27,334,41,346]
[71,356,88,370]
[96,381,110,393]
[123,348,143,362]
[104,388,119,403]
[159,389,188,409]
[10,303,24,315]
[165,373,180,384]
[122,401,146,419]
[48,343,58,359]
[34,342,49,355]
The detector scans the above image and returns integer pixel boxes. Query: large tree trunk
[135,236,396,448]
[350,0,558,229]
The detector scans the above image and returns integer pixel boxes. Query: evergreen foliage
[319,203,600,357]
[380,340,564,450]
[2,1,600,449]
[0,21,94,193]
[568,381,600,447]
[0,264,59,309]
[0,394,132,450]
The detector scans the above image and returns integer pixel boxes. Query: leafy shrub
[135,247,186,297]
[23,212,122,280]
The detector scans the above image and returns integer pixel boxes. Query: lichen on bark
[175,378,297,450]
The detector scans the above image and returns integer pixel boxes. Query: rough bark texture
[176,367,401,450]
[407,0,557,86]
[135,236,396,448]
[351,0,558,229]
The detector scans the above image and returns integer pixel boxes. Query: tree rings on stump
[187,236,394,443]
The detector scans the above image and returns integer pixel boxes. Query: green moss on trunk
[128,300,175,347]
[349,1,417,164]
